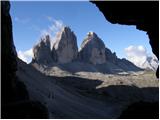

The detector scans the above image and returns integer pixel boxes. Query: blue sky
[10,1,153,63]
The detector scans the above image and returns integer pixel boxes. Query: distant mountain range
[135,55,158,71]
[126,54,158,71]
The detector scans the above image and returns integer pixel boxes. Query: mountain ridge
[31,26,142,74]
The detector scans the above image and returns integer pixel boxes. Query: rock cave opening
[2,1,159,119]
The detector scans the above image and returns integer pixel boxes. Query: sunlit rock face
[33,35,55,64]
[53,27,78,63]
[79,32,106,65]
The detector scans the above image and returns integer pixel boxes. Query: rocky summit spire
[79,32,106,65]
[32,35,55,64]
[53,26,78,63]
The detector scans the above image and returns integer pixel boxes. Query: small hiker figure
[48,91,54,99]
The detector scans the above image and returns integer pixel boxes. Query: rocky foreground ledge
[17,58,159,118]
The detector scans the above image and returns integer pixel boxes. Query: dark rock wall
[2,0,26,105]
[2,1,48,118]
[119,101,159,119]
[92,1,159,78]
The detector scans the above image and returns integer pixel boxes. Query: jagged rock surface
[32,29,142,73]
[116,58,142,72]
[79,32,106,65]
[105,48,142,72]
[33,35,56,64]
[53,27,78,63]
[105,48,117,64]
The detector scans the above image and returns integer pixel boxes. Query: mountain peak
[32,34,54,64]
[80,32,104,51]
[63,26,71,31]
[40,34,50,46]
[86,31,98,40]
[79,32,106,65]
[87,31,96,36]
[53,26,78,63]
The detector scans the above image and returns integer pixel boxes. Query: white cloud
[18,48,33,64]
[41,16,64,36]
[14,17,30,24]
[40,17,65,48]
[124,45,147,66]
[48,20,63,33]
[40,29,50,36]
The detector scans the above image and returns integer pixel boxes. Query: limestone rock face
[33,35,55,64]
[105,48,117,64]
[79,32,106,65]
[53,27,78,63]
[105,47,142,71]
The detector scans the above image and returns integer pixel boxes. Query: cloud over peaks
[41,17,64,38]
[18,48,33,64]
[124,45,147,66]
[40,17,65,48]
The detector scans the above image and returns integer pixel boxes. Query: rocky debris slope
[17,58,159,118]
[53,27,78,63]
[17,59,123,118]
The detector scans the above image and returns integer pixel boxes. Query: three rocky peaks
[32,26,141,72]
[33,26,107,65]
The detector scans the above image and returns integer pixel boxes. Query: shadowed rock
[2,1,49,118]
[105,48,117,64]
[53,26,78,63]
[33,35,56,64]
[119,101,158,119]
